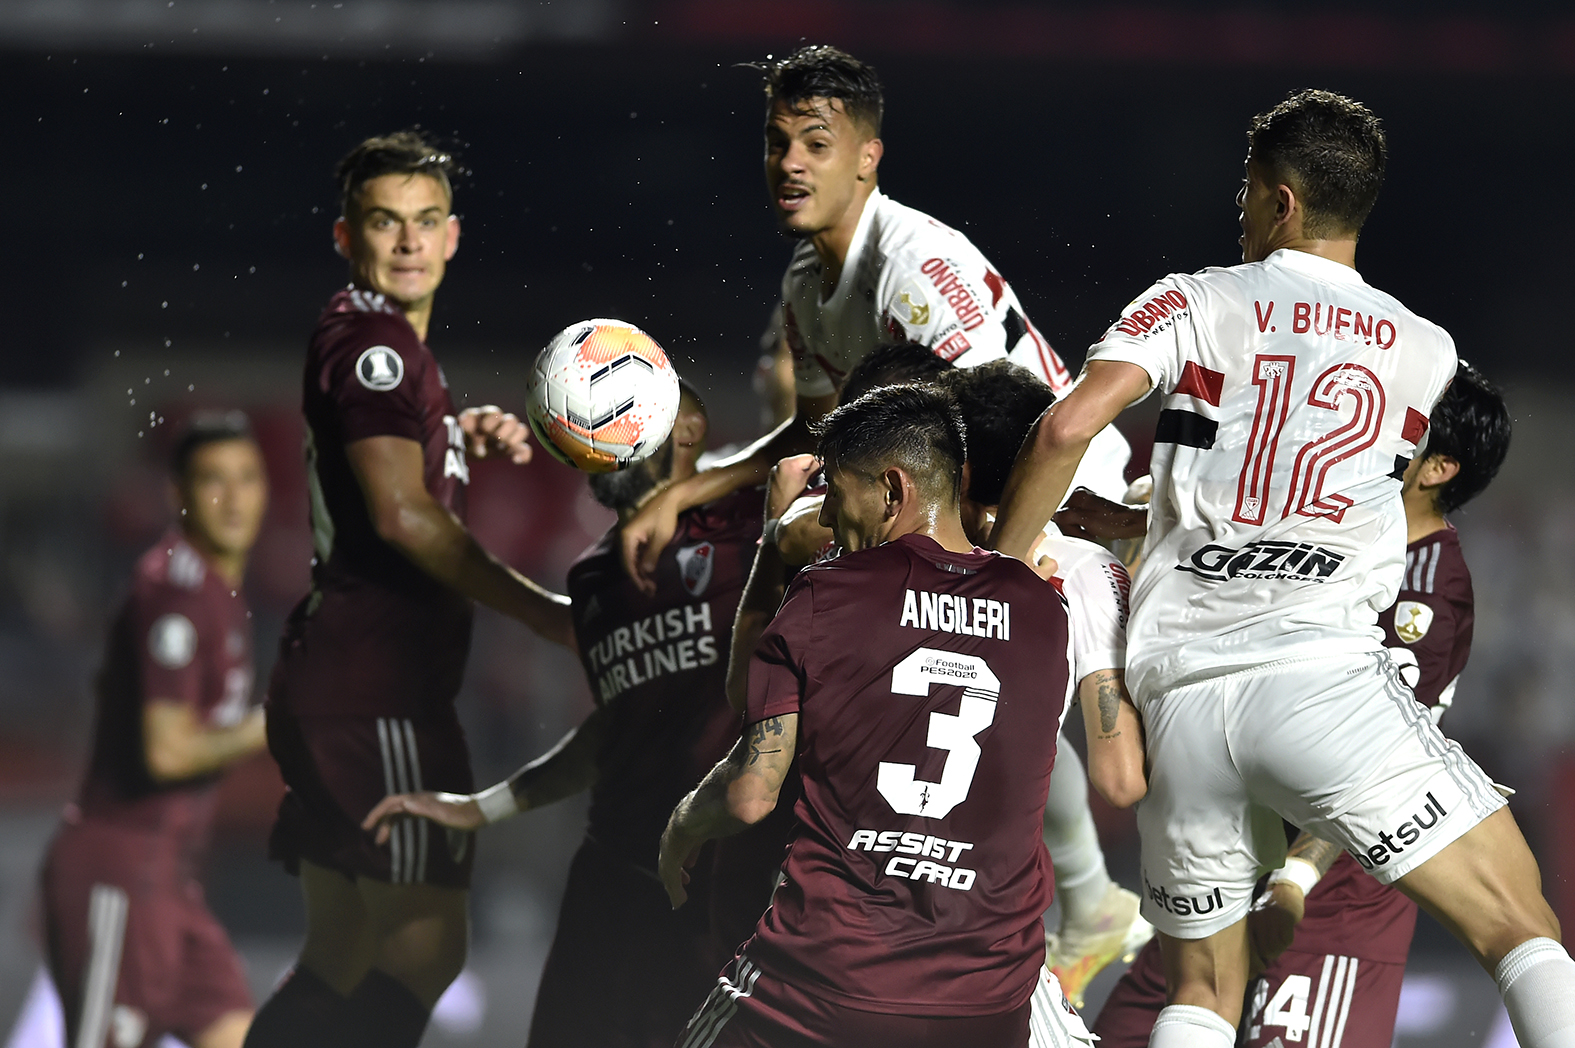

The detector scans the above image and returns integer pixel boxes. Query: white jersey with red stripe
[780,188,1132,502]
[1084,248,1456,702]
[1032,528,1130,733]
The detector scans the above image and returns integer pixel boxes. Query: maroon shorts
[1092,936,1406,1048]
[266,706,475,888]
[41,819,252,1047]
[680,954,1031,1048]
[1243,950,1405,1048]
[527,837,724,1048]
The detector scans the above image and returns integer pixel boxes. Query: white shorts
[1028,968,1096,1048]
[1135,651,1505,938]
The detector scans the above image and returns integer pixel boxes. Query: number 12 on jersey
[1233,356,1387,526]
[877,648,1000,820]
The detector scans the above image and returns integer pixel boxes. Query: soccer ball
[525,319,681,473]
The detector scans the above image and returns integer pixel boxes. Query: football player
[245,132,568,1048]
[988,89,1573,1048]
[40,412,267,1048]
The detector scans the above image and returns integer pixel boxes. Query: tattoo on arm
[747,716,786,765]
[1093,670,1123,736]
[1287,831,1345,877]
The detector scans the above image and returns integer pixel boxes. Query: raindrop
[161,301,168,308]
[187,384,194,392]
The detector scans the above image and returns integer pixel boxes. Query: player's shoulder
[781,242,821,294]
[311,288,427,371]
[133,533,210,598]
[869,192,990,271]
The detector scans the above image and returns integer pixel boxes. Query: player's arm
[658,714,800,907]
[1077,668,1146,808]
[143,701,266,783]
[990,361,1153,561]
[1247,831,1346,975]
[346,435,574,647]
[362,706,610,837]
[621,391,839,591]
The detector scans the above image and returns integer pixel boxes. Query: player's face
[1237,158,1280,263]
[338,174,459,307]
[764,98,879,238]
[819,466,891,552]
[180,440,268,558]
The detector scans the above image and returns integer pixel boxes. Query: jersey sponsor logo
[1113,289,1188,338]
[1178,541,1346,583]
[584,602,718,702]
[1104,562,1131,627]
[934,330,972,361]
[898,588,1011,640]
[919,258,987,332]
[148,613,197,669]
[1393,600,1434,644]
[1350,791,1448,871]
[440,415,470,484]
[846,829,978,891]
[1143,873,1225,917]
[676,542,715,597]
[356,345,405,391]
[894,281,931,327]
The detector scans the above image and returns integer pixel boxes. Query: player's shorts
[1136,650,1503,938]
[41,817,252,1047]
[527,836,725,1048]
[266,706,476,888]
[1243,950,1405,1048]
[678,955,1089,1048]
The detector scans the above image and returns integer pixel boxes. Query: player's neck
[886,504,975,555]
[810,183,876,294]
[1406,505,1450,545]
[1280,237,1358,270]
[182,528,247,587]
[401,298,434,341]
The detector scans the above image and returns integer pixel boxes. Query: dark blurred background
[1,2,1572,1044]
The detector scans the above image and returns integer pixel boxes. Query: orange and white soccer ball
[525,319,681,473]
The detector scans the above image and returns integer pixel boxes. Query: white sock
[1497,937,1575,1047]
[1043,737,1112,928]
[1148,1004,1235,1048]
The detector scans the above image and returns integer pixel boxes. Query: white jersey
[1084,248,1456,702]
[781,188,1132,502]
[1033,528,1130,696]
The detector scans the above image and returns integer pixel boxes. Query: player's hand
[1030,553,1060,582]
[361,791,484,845]
[459,405,533,465]
[1053,488,1147,542]
[1247,880,1305,977]
[658,820,702,909]
[621,487,679,595]
[766,454,821,521]
[777,496,831,567]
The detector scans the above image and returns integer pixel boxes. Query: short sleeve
[746,575,815,724]
[1063,554,1129,683]
[1084,276,1197,398]
[321,314,428,444]
[135,587,209,709]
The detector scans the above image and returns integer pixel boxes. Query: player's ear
[858,137,883,182]
[1274,182,1298,231]
[1421,454,1461,489]
[444,215,461,261]
[881,467,905,520]
[958,459,973,504]
[332,218,351,259]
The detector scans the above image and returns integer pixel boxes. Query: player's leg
[1043,735,1150,1005]
[244,859,369,1048]
[350,877,468,1047]
[1088,937,1168,1048]
[189,1012,252,1048]
[1394,808,1575,1047]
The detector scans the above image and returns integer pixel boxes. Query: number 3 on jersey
[877,648,1000,820]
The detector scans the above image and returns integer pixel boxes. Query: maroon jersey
[567,488,761,871]
[272,287,472,719]
[743,534,1070,1017]
[79,533,254,852]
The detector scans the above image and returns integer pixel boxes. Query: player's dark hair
[813,384,965,502]
[171,409,255,480]
[838,343,953,405]
[937,360,1054,507]
[1425,361,1511,514]
[752,45,884,135]
[336,130,458,221]
[1248,89,1386,239]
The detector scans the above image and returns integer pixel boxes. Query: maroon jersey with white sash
[744,534,1070,1017]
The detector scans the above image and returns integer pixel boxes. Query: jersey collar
[819,188,885,308]
[1264,247,1368,287]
